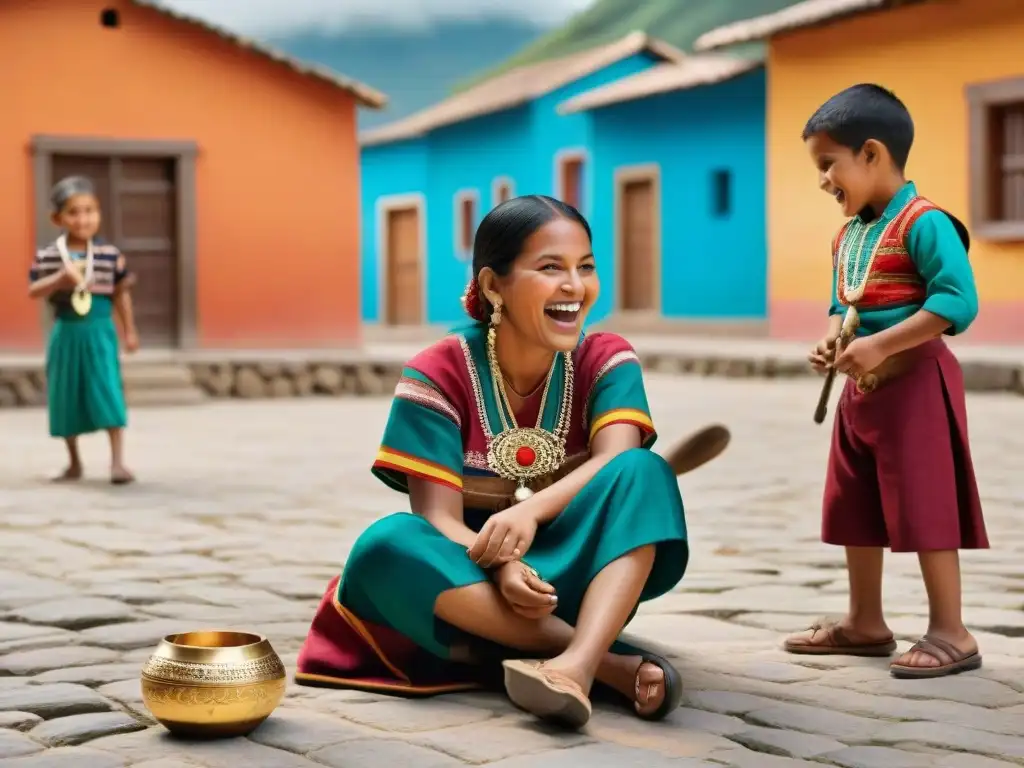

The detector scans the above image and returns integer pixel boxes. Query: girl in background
[28,175,139,484]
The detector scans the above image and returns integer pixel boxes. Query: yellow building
[697,0,1024,344]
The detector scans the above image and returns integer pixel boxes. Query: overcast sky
[158,0,593,36]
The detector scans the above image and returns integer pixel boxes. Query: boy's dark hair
[802,83,914,171]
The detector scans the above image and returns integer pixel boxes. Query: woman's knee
[604,448,675,486]
[347,512,424,570]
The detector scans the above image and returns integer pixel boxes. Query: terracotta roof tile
[559,55,762,113]
[360,31,684,146]
[694,0,927,51]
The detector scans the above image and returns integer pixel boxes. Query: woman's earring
[490,299,502,327]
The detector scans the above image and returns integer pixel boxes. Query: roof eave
[359,130,426,148]
[359,31,687,146]
[557,58,762,115]
[693,0,923,51]
[358,95,534,147]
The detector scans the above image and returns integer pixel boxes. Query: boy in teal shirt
[785,84,988,679]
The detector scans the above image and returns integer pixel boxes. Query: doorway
[383,204,424,325]
[616,167,660,312]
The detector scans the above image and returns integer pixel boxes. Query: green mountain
[460,0,803,89]
[270,21,546,129]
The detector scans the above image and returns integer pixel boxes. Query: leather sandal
[502,659,592,729]
[633,651,683,721]
[889,635,982,679]
[784,619,897,657]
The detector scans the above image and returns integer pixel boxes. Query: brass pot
[140,630,287,738]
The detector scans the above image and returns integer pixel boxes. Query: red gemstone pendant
[515,445,536,467]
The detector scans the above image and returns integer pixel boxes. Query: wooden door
[619,178,656,311]
[384,207,422,325]
[49,155,179,347]
[561,157,584,209]
[115,158,178,347]
[495,181,512,205]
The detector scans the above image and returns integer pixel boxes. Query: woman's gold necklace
[502,372,547,400]
[480,325,572,503]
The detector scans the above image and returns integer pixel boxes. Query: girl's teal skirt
[46,296,127,438]
[339,448,689,660]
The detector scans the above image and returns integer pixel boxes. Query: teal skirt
[46,297,127,438]
[340,448,689,659]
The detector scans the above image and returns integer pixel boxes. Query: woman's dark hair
[462,194,591,322]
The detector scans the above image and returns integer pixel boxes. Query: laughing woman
[296,195,689,728]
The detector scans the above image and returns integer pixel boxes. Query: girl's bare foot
[110,466,135,485]
[51,464,83,482]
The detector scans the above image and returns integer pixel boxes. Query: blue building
[360,32,686,326]
[559,57,768,326]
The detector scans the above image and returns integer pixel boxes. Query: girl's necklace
[55,234,95,316]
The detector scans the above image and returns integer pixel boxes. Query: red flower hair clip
[461,277,486,322]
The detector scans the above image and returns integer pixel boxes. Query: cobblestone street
[0,374,1021,767]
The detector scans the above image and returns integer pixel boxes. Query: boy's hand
[808,335,838,374]
[835,336,886,378]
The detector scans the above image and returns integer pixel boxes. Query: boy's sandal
[633,651,683,721]
[889,635,982,679]
[783,619,897,657]
[502,659,592,729]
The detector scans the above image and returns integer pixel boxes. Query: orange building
[0,0,385,352]
[697,0,1024,344]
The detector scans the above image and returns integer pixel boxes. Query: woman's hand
[495,561,557,619]
[468,506,538,568]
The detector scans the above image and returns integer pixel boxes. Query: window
[455,192,477,253]
[967,77,1024,240]
[493,178,514,206]
[711,169,732,218]
[558,154,585,210]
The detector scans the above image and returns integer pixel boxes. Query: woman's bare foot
[596,653,665,716]
[110,465,135,485]
[51,464,83,483]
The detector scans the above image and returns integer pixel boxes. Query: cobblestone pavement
[0,375,1022,767]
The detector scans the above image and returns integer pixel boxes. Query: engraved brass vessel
[141,630,287,738]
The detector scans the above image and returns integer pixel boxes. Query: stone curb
[0,353,1020,408]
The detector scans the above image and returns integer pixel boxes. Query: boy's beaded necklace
[838,214,886,305]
